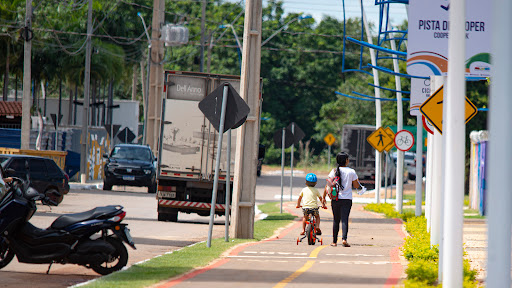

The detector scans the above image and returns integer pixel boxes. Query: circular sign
[422,115,434,135]
[394,130,415,152]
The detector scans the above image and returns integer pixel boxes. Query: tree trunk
[3,44,10,101]
[73,84,78,125]
[91,79,96,126]
[68,87,73,125]
[132,64,137,101]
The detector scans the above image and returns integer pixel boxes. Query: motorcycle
[0,173,136,275]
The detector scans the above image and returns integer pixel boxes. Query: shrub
[405,259,438,285]
[363,203,481,287]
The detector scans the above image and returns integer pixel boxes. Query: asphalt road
[0,171,315,288]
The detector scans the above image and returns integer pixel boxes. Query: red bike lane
[156,202,406,288]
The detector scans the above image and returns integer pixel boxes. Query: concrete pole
[200,0,206,72]
[280,128,285,214]
[442,0,466,286]
[290,123,294,201]
[430,76,444,247]
[487,0,512,286]
[415,115,423,216]
[21,0,32,150]
[362,10,382,203]
[225,129,231,242]
[230,0,262,239]
[80,0,93,184]
[147,0,165,154]
[388,19,404,212]
[426,130,433,231]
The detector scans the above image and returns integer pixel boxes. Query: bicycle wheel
[306,223,314,245]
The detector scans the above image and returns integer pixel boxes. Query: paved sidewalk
[154,201,407,288]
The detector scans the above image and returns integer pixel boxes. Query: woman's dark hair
[335,152,349,190]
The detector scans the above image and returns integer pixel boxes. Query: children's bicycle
[297,210,323,246]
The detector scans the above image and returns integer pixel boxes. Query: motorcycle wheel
[0,237,14,269]
[91,237,128,275]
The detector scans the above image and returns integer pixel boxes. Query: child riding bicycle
[296,173,327,236]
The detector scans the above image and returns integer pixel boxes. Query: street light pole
[138,12,151,146]
[80,0,93,184]
[21,0,32,150]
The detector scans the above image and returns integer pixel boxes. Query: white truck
[156,71,242,222]
[341,124,377,190]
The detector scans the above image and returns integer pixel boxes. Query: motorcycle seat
[50,205,123,230]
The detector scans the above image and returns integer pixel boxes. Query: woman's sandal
[300,231,305,235]
[342,240,351,247]
[330,242,337,247]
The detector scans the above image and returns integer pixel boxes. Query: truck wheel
[158,212,178,222]
[158,212,167,222]
[168,212,178,222]
[148,182,157,194]
[103,181,113,191]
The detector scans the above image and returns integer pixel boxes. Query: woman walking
[323,152,361,247]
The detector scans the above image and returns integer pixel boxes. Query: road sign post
[367,127,394,153]
[324,133,336,167]
[394,130,415,152]
[420,85,478,135]
[287,122,305,201]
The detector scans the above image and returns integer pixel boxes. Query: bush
[364,203,481,287]
[405,259,438,285]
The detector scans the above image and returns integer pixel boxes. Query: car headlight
[106,165,116,172]
[144,169,152,174]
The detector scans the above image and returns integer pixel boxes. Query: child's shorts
[302,207,319,217]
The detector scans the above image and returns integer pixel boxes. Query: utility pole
[146,0,165,153]
[230,0,262,239]
[21,0,32,149]
[80,0,93,184]
[200,0,206,72]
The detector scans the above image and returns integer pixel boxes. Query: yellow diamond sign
[367,127,394,153]
[383,127,395,152]
[324,133,336,146]
[419,85,478,135]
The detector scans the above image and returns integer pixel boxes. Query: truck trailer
[156,71,245,222]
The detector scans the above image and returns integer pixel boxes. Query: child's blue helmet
[305,173,317,183]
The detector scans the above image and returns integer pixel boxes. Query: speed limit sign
[394,130,415,152]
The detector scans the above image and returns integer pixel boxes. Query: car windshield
[111,147,152,161]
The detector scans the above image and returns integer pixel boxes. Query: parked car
[0,154,69,204]
[103,144,157,193]
[391,151,418,180]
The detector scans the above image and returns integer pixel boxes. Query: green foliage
[364,203,415,222]
[363,206,481,287]
[405,259,438,285]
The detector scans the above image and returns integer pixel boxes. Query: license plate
[159,191,176,198]
[124,227,133,244]
[123,176,135,181]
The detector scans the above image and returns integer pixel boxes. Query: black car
[0,154,70,204]
[103,144,157,193]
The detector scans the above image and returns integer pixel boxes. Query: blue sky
[228,0,408,28]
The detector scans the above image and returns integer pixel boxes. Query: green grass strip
[82,202,296,288]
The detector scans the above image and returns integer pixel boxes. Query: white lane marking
[274,195,300,200]
[318,261,400,265]
[228,255,316,259]
[243,251,306,255]
[325,253,386,257]
[237,259,299,263]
